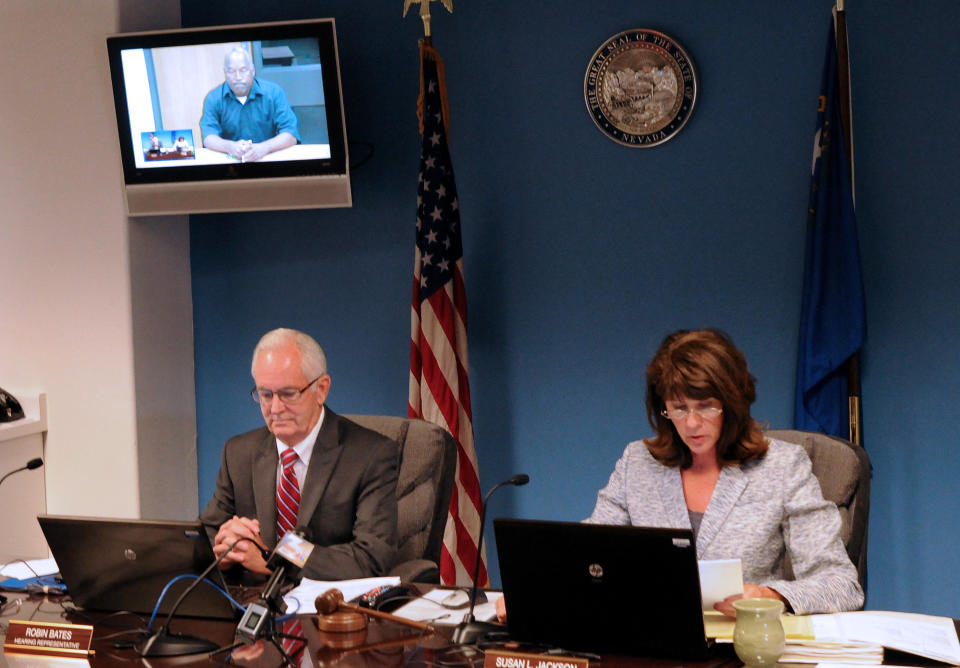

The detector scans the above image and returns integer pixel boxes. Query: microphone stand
[135,536,254,657]
[224,567,302,668]
[451,474,529,645]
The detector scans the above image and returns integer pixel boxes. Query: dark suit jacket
[200,408,399,580]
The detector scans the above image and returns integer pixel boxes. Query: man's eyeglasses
[251,376,322,405]
[660,406,723,421]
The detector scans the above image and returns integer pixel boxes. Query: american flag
[408,42,486,587]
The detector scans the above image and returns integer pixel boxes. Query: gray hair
[251,328,327,380]
[224,46,254,71]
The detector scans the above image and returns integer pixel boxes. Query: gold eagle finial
[403,0,453,38]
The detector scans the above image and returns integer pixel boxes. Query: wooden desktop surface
[0,590,742,668]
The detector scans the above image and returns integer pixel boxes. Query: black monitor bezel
[106,18,348,188]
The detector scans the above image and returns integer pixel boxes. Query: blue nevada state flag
[795,15,866,438]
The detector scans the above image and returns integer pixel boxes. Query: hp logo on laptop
[588,563,604,579]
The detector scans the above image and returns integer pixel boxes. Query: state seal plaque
[584,29,698,147]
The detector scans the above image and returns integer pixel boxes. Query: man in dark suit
[200,328,399,580]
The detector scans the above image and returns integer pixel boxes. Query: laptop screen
[37,515,238,619]
[493,518,711,659]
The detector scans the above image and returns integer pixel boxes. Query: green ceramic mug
[732,598,785,667]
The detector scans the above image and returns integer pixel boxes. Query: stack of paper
[779,639,883,664]
[707,611,882,664]
[812,611,960,665]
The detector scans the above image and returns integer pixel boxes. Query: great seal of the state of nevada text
[584,29,698,147]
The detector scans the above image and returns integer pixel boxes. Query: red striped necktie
[277,447,301,540]
[280,617,305,662]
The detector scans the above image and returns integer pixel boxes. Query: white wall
[0,0,192,530]
[129,214,199,519]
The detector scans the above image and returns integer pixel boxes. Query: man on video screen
[200,47,301,162]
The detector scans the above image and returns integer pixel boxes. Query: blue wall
[187,1,960,617]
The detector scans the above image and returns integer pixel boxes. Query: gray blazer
[200,408,399,581]
[587,438,864,614]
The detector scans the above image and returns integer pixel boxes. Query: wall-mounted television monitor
[107,18,350,216]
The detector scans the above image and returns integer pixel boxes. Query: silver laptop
[493,518,713,659]
[37,515,238,619]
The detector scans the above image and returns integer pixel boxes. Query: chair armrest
[389,558,440,584]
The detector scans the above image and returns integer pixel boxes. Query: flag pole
[834,0,863,446]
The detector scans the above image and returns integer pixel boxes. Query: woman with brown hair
[587,328,863,616]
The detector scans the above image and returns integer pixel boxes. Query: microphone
[0,458,43,488]
[235,529,313,646]
[262,528,311,602]
[451,473,530,645]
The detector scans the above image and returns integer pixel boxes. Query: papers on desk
[0,557,61,592]
[812,611,960,665]
[814,665,919,668]
[283,578,503,627]
[706,609,960,665]
[704,610,817,643]
[0,557,59,580]
[706,612,883,664]
[283,576,400,614]
[392,589,504,626]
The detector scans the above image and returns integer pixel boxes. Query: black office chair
[766,428,871,597]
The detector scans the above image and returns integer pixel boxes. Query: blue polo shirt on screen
[200,78,301,145]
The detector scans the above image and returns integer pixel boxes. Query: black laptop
[493,518,713,659]
[37,515,239,619]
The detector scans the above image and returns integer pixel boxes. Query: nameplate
[483,649,589,668]
[3,620,94,658]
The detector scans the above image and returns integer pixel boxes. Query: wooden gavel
[314,588,435,633]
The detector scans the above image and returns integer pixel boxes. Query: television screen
[107,19,350,216]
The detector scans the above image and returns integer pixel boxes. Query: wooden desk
[0,592,740,667]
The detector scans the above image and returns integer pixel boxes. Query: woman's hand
[495,595,507,623]
[713,583,787,618]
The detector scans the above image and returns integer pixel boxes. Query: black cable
[349,140,375,170]
[373,592,440,611]
[65,605,146,630]
[423,645,486,668]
